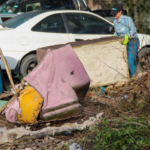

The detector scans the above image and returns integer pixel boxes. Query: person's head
[88,0,93,6]
[122,9,127,15]
[110,4,123,19]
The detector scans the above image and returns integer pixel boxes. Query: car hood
[0,25,14,31]
[0,13,17,17]
[137,33,150,49]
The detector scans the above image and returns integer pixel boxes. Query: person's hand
[122,35,129,45]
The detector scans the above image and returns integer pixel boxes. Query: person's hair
[122,9,127,15]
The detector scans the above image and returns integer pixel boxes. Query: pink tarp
[2,98,20,123]
[24,44,90,120]
[2,44,90,122]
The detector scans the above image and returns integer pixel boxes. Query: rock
[137,72,148,78]
[55,139,61,144]
[106,85,113,91]
[68,139,74,145]
[26,140,33,145]
[115,81,126,88]
[69,143,82,150]
[17,144,25,149]
[48,145,53,150]
[6,147,11,150]
[89,125,95,131]
[137,99,146,109]
[54,141,66,150]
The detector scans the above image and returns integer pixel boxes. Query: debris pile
[86,72,150,119]
[1,71,150,149]
[73,72,150,150]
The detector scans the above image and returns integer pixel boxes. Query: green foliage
[145,28,150,35]
[63,145,69,150]
[13,74,23,82]
[92,117,150,150]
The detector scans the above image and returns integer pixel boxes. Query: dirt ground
[1,72,150,149]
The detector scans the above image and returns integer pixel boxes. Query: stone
[69,143,82,150]
[115,81,126,88]
[17,144,25,149]
[137,99,146,109]
[106,85,113,91]
[55,139,61,144]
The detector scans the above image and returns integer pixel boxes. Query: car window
[65,13,113,34]
[0,1,20,14]
[44,0,75,10]
[32,14,66,33]
[18,2,41,12]
[1,11,43,28]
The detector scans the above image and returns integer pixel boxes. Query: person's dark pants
[127,37,139,77]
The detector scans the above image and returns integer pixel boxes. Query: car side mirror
[108,26,114,33]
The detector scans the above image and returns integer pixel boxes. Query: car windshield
[45,0,76,10]
[0,0,21,14]
[1,11,43,28]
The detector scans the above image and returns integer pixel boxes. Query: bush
[145,28,150,35]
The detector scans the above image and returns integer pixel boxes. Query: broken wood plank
[0,49,17,94]
[0,92,13,99]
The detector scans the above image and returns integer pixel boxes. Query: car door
[29,13,70,49]
[63,13,114,42]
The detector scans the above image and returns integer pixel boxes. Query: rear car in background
[0,0,88,23]
[0,0,113,23]
[0,0,19,23]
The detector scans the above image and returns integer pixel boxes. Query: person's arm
[114,30,117,36]
[113,21,118,36]
[126,17,137,39]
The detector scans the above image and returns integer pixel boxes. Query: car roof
[32,10,113,25]
[26,9,112,19]
[18,10,113,26]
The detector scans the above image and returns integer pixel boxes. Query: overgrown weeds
[76,72,150,150]
[145,28,150,35]
[92,117,150,150]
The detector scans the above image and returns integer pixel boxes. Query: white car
[0,10,149,76]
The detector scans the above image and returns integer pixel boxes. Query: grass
[75,74,150,150]
[92,117,150,150]
[76,116,150,150]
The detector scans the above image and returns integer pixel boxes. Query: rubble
[0,112,104,145]
[0,71,150,149]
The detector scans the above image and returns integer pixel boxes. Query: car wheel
[20,54,37,77]
[136,47,150,73]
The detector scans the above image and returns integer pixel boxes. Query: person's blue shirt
[113,14,137,39]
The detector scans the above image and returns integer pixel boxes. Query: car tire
[20,54,37,77]
[136,47,150,73]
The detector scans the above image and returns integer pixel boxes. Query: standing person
[110,4,139,77]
